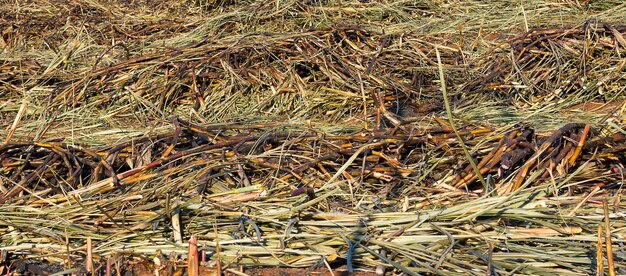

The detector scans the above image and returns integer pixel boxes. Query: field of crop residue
[1,0,626,275]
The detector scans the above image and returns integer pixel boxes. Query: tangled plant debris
[1,0,626,275]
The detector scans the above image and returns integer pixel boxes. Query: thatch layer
[1,0,625,274]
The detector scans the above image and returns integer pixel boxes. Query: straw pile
[1,0,625,275]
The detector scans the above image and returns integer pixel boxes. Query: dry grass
[1,0,626,274]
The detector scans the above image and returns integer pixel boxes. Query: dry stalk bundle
[455,123,626,194]
[0,118,494,206]
[42,25,464,123]
[471,22,626,107]
[0,119,625,274]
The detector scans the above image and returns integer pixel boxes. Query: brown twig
[596,224,603,276]
[603,197,616,276]
[187,234,199,276]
